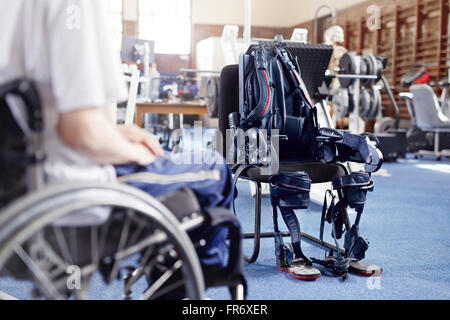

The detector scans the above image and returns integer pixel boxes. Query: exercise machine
[330,52,407,161]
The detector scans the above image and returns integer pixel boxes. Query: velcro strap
[332,171,371,190]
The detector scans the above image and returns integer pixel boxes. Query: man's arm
[57,108,158,166]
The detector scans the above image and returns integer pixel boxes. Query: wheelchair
[0,79,246,300]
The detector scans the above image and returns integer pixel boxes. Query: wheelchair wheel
[0,183,205,300]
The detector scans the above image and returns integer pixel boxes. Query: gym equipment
[330,52,407,161]
[268,170,381,281]
[229,43,383,170]
[121,37,155,101]
[407,84,450,160]
[219,42,383,280]
[0,79,246,300]
[374,76,408,161]
[331,88,349,118]
[269,172,321,280]
[335,53,384,122]
[312,171,382,279]
[393,64,450,153]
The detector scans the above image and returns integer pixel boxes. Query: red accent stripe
[292,70,313,106]
[259,70,271,115]
[277,182,310,192]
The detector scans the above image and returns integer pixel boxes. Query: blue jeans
[115,150,233,209]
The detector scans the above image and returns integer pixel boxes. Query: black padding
[159,188,202,222]
[0,89,27,208]
[218,64,240,157]
[240,162,347,184]
[269,172,311,209]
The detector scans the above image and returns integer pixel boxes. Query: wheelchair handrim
[0,183,205,300]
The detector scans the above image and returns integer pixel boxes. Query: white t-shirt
[0,0,128,183]
[0,0,128,224]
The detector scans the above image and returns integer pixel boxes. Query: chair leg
[243,181,262,264]
[434,131,441,160]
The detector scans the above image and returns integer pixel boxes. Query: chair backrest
[218,64,239,157]
[0,91,28,208]
[410,84,450,130]
[0,80,44,209]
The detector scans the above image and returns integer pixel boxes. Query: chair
[410,84,450,160]
[0,79,246,300]
[218,65,352,264]
[123,64,141,126]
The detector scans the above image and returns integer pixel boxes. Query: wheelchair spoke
[90,226,99,267]
[127,223,145,248]
[108,214,131,283]
[114,230,166,261]
[149,279,184,300]
[29,236,69,279]
[140,259,183,300]
[98,217,112,257]
[69,228,78,264]
[14,245,65,300]
[52,226,74,266]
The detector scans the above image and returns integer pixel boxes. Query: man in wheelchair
[0,0,243,300]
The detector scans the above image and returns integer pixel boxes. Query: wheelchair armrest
[202,207,246,295]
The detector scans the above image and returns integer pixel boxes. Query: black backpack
[228,43,320,163]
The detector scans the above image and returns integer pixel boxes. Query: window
[107,0,123,52]
[138,0,191,55]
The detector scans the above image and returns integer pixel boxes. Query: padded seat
[238,162,347,184]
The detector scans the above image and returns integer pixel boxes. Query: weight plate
[361,55,373,87]
[359,88,372,121]
[348,87,355,113]
[367,87,381,121]
[373,56,383,82]
[332,88,349,118]
[339,53,357,88]
[374,117,395,134]
[205,77,219,118]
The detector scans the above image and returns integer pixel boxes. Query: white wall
[191,0,368,27]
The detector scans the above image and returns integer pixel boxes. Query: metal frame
[236,164,350,264]
[0,183,206,300]
[414,129,450,160]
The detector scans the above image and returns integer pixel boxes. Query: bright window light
[107,0,123,52]
[138,0,192,55]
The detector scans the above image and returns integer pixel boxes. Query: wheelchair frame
[0,79,245,300]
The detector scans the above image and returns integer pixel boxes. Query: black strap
[242,46,273,126]
[320,190,335,242]
[271,201,310,263]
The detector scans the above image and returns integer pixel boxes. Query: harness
[312,172,374,278]
[269,172,312,267]
[228,44,383,279]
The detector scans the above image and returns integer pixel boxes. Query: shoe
[278,258,321,281]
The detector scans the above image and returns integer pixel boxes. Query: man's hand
[57,108,160,166]
[117,124,164,158]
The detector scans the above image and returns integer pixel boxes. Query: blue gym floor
[207,155,450,300]
[1,145,449,299]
